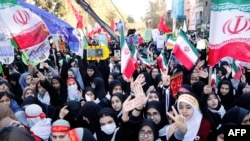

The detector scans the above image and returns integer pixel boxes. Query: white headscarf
[177,94,202,141]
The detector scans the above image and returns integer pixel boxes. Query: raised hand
[161,69,170,86]
[203,85,212,94]
[59,105,69,119]
[167,106,187,134]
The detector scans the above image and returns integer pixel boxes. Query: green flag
[0,63,3,74]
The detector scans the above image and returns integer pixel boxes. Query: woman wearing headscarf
[144,101,168,141]
[18,72,33,90]
[217,79,236,111]
[96,107,119,141]
[200,85,226,140]
[84,63,102,88]
[58,100,82,128]
[8,72,23,105]
[0,126,36,141]
[66,127,97,141]
[110,92,126,124]
[67,67,85,90]
[0,103,16,121]
[91,77,106,100]
[166,92,212,141]
[77,101,102,135]
[222,106,250,125]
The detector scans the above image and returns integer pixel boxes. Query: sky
[112,0,155,22]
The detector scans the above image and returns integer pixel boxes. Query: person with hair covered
[65,127,96,141]
[166,92,212,141]
[25,104,52,141]
[50,119,71,141]
[0,126,35,141]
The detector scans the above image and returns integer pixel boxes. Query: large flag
[158,16,172,33]
[157,51,168,71]
[232,59,243,79]
[173,29,199,70]
[18,0,80,53]
[120,26,135,79]
[0,0,50,50]
[208,0,250,66]
[67,0,83,29]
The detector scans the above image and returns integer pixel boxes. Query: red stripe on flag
[208,41,250,66]
[13,22,49,50]
[123,58,135,79]
[173,44,195,70]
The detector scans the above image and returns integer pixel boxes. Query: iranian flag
[138,53,152,69]
[208,0,250,66]
[232,59,243,79]
[157,51,168,71]
[173,29,199,70]
[166,37,176,50]
[211,68,219,91]
[120,26,135,79]
[0,0,50,50]
[131,44,139,69]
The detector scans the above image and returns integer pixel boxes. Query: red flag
[67,0,83,29]
[158,16,172,33]
[110,19,115,32]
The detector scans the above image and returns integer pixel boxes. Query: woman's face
[190,73,199,85]
[67,70,75,78]
[24,89,35,99]
[151,68,159,79]
[138,125,154,141]
[207,94,219,109]
[37,83,47,95]
[108,75,114,84]
[220,84,230,96]
[25,75,33,85]
[147,93,159,102]
[241,114,250,125]
[112,86,123,95]
[0,95,11,107]
[52,79,61,90]
[146,108,161,125]
[99,115,115,127]
[87,69,94,77]
[85,91,95,101]
[178,102,194,121]
[111,96,122,112]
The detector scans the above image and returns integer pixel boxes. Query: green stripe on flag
[0,63,3,74]
[179,29,199,56]
[0,0,17,4]
[211,0,250,12]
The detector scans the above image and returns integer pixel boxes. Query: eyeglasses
[139,130,153,137]
[146,112,159,119]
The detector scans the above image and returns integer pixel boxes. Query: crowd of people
[0,29,250,141]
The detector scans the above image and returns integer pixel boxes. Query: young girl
[167,92,212,141]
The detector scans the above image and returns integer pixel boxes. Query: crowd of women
[0,36,250,141]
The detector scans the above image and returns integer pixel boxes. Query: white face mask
[101,123,116,135]
[67,85,79,101]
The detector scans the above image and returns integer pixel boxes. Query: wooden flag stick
[208,66,213,86]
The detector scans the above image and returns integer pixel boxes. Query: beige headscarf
[0,103,16,121]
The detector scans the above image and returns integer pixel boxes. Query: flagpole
[208,66,213,86]
[167,50,173,67]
